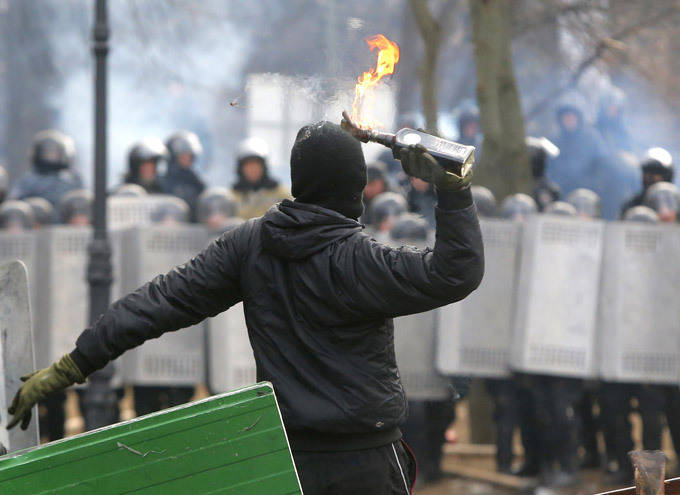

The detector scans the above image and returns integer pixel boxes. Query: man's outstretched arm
[8,226,245,430]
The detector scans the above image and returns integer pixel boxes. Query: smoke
[44,0,252,189]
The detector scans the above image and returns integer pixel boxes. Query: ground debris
[116,441,166,458]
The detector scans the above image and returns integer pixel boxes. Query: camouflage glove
[7,354,85,430]
[399,143,473,192]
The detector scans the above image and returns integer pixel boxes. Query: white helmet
[237,137,269,163]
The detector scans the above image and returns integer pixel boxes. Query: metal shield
[394,309,451,400]
[120,225,208,386]
[0,260,40,452]
[107,195,179,229]
[437,219,521,378]
[598,222,680,384]
[207,302,257,393]
[511,216,604,377]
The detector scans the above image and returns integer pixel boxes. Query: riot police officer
[623,205,658,223]
[11,130,83,207]
[500,194,537,222]
[643,181,680,223]
[621,148,674,216]
[162,131,206,218]
[59,189,93,226]
[196,187,241,232]
[111,183,147,197]
[124,139,167,194]
[232,137,290,219]
[471,186,497,218]
[24,197,56,227]
[526,136,561,211]
[0,200,34,232]
[361,161,390,226]
[366,192,408,242]
[566,188,602,219]
[150,197,190,226]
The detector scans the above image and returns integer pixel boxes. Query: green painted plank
[0,382,302,495]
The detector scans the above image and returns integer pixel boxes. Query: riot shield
[598,222,680,384]
[511,216,604,378]
[207,303,257,393]
[437,219,521,378]
[394,309,451,400]
[33,227,123,371]
[0,261,39,452]
[120,225,208,386]
[0,383,302,494]
[107,194,178,229]
[0,231,37,309]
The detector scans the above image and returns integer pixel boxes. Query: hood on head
[262,199,363,261]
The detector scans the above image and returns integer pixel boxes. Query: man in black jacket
[8,121,483,494]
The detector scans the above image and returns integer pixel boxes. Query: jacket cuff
[436,186,473,211]
[69,347,96,378]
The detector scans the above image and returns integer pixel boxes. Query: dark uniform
[620,148,674,217]
[162,131,206,219]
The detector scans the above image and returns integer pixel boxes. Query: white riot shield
[598,222,680,384]
[0,231,37,307]
[437,219,521,378]
[208,303,257,393]
[107,195,178,229]
[394,310,451,401]
[0,261,39,451]
[511,216,604,378]
[33,227,123,384]
[120,225,208,386]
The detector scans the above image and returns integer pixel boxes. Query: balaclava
[291,121,367,219]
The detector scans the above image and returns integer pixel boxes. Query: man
[162,131,206,218]
[546,98,609,204]
[620,147,674,216]
[231,137,290,219]
[526,136,561,211]
[11,130,83,207]
[361,161,390,225]
[7,121,483,494]
[123,138,167,194]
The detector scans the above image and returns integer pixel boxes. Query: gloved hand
[399,143,473,192]
[7,354,85,430]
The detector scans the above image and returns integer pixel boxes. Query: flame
[352,34,400,129]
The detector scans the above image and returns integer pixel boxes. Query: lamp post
[83,0,117,430]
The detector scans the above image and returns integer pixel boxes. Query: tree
[469,0,532,197]
[408,0,458,133]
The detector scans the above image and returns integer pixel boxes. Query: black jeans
[293,440,417,495]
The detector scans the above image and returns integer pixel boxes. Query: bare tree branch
[526,3,680,119]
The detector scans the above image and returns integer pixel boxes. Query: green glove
[7,354,85,430]
[399,143,473,192]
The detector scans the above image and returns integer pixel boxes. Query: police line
[0,216,678,400]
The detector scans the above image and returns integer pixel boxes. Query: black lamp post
[83,0,117,430]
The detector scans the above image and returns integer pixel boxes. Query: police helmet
[150,197,190,224]
[112,183,148,197]
[367,161,388,183]
[500,193,537,220]
[0,200,35,230]
[644,182,680,219]
[389,213,429,242]
[59,189,93,225]
[641,147,674,183]
[526,136,560,179]
[471,185,497,217]
[165,131,203,163]
[367,192,408,228]
[128,138,168,173]
[24,197,56,226]
[31,130,76,172]
[623,206,659,224]
[236,137,269,165]
[544,201,577,217]
[197,187,238,223]
[566,188,602,218]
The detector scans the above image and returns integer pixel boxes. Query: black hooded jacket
[73,189,483,450]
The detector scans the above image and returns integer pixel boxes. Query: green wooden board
[0,382,302,494]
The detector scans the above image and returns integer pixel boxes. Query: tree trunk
[409,0,442,134]
[470,0,531,198]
